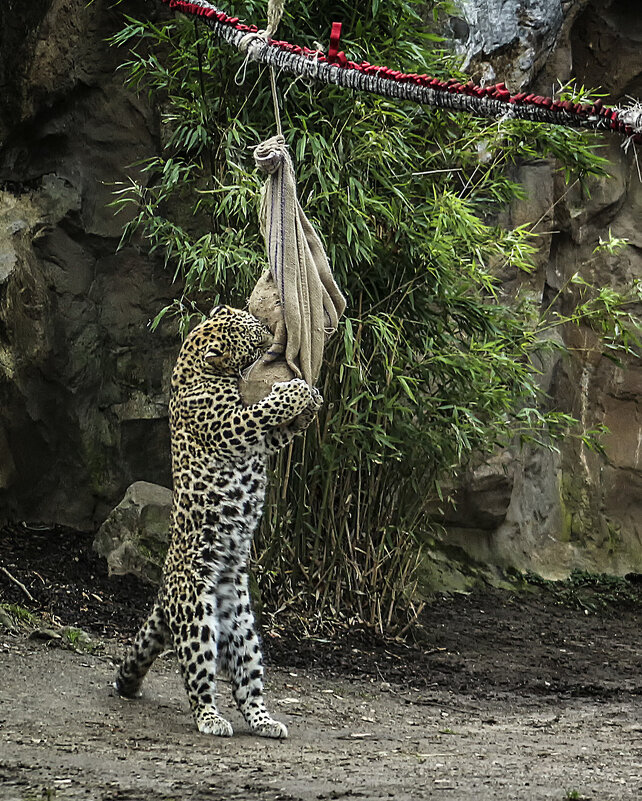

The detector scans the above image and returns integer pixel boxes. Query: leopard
[114,304,322,738]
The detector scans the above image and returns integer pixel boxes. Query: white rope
[236,0,284,136]
[265,0,285,137]
[617,100,642,133]
[265,0,285,40]
[269,66,283,137]
[171,0,642,147]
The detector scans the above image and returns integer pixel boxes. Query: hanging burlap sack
[239,135,346,406]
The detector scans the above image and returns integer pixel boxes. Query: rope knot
[254,135,287,174]
[617,101,642,134]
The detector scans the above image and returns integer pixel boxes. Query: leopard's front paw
[289,387,324,432]
[251,718,289,739]
[308,386,323,411]
[272,378,312,399]
[270,378,313,416]
[195,710,234,737]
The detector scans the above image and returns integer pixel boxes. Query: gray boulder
[93,481,172,585]
[455,0,586,89]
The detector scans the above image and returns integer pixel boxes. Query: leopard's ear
[209,304,224,317]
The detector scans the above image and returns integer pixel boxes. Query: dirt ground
[1,526,642,800]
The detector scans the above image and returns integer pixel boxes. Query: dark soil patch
[2,523,642,702]
[283,586,642,700]
[2,524,642,801]
[0,524,154,639]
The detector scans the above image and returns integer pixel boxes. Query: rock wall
[1,0,641,585]
[0,0,176,528]
[440,0,642,580]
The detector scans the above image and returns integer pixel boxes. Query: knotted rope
[253,135,346,386]
[237,0,285,134]
[161,0,642,146]
[264,0,284,39]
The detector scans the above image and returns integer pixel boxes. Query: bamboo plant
[111,0,641,633]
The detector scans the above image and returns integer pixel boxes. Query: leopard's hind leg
[218,572,288,739]
[115,601,170,698]
[166,587,234,736]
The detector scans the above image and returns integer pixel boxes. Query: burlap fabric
[240,135,346,405]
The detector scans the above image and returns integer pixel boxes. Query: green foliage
[523,570,642,613]
[63,627,83,645]
[61,626,96,652]
[111,1,640,632]
[0,603,36,626]
[564,790,589,801]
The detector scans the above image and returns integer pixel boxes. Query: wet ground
[1,525,642,800]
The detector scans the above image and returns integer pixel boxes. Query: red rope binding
[327,22,344,66]
[159,0,642,145]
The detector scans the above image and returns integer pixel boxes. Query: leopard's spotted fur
[115,305,321,738]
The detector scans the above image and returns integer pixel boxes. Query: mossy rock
[93,481,172,585]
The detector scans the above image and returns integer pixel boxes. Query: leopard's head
[173,305,273,385]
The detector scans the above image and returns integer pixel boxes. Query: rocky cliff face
[1,0,641,584]
[439,0,642,580]
[0,0,176,527]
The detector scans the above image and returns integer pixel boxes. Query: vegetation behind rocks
[112,0,640,631]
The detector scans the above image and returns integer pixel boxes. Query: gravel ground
[1,525,642,800]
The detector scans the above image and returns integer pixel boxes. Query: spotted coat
[115,305,321,738]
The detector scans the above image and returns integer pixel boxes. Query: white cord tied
[265,0,285,39]
[237,0,285,136]
[617,101,642,134]
[238,0,285,54]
